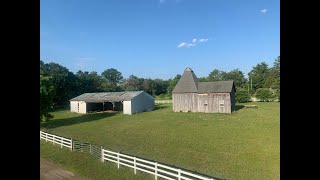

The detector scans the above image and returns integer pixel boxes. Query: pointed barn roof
[172,68,199,93]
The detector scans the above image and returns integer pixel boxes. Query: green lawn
[40,102,280,180]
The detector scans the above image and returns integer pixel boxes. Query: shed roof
[198,81,235,93]
[70,91,144,103]
[172,68,199,93]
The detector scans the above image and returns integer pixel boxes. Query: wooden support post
[112,102,115,111]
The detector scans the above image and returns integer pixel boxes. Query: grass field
[40,102,280,180]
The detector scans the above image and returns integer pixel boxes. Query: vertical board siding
[173,93,198,112]
[173,92,234,113]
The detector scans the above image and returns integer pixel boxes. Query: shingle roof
[172,68,235,93]
[198,81,235,93]
[70,91,144,102]
[172,68,199,93]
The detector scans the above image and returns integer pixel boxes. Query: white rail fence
[155,100,172,104]
[40,131,217,180]
[40,131,72,150]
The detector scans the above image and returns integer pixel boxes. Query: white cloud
[177,42,195,48]
[192,39,197,43]
[160,0,166,3]
[260,9,267,14]
[199,38,209,42]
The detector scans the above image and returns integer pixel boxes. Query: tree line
[40,56,279,121]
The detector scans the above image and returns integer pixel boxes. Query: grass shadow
[235,105,245,111]
[153,104,171,111]
[41,112,118,129]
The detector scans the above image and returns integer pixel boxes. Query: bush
[256,88,273,102]
[236,89,250,103]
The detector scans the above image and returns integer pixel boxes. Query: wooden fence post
[155,162,158,180]
[178,169,181,180]
[101,146,104,162]
[61,138,63,148]
[46,133,48,142]
[134,157,136,174]
[71,138,73,151]
[117,153,120,169]
[53,135,55,145]
[90,144,92,154]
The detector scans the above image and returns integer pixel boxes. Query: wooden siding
[173,92,234,113]
[197,93,231,113]
[173,93,198,112]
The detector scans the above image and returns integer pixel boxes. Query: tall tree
[40,75,54,122]
[41,62,77,107]
[76,71,109,93]
[122,75,140,91]
[207,69,226,81]
[223,69,247,88]
[248,62,270,91]
[101,68,123,86]
[167,74,181,95]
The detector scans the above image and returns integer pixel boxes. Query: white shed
[69,91,154,115]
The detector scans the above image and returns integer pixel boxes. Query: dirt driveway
[40,158,91,180]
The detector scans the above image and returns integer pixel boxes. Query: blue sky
[40,0,279,79]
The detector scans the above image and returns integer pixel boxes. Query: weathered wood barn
[172,68,236,113]
[70,91,154,115]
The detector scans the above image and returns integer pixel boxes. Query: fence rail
[155,100,173,104]
[40,131,72,150]
[40,131,216,180]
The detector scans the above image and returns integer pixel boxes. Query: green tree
[122,75,140,91]
[256,88,273,102]
[76,71,109,93]
[224,69,247,88]
[248,62,270,92]
[41,62,77,107]
[235,89,250,103]
[40,75,54,122]
[142,78,154,95]
[198,77,208,82]
[207,69,226,81]
[152,79,168,96]
[167,74,181,95]
[101,68,123,86]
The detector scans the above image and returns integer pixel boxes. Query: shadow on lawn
[235,105,245,111]
[153,104,171,111]
[41,112,117,129]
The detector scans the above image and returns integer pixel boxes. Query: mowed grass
[40,141,152,180]
[40,102,280,180]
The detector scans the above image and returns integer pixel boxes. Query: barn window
[219,100,225,106]
[204,103,208,106]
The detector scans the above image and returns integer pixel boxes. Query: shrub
[256,88,273,102]
[235,89,250,103]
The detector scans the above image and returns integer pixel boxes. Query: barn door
[219,100,225,113]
